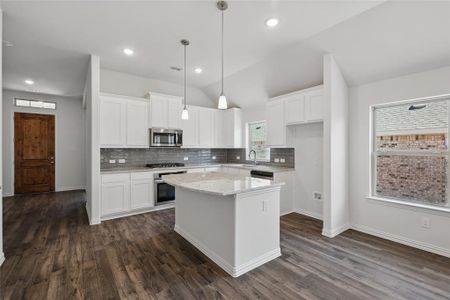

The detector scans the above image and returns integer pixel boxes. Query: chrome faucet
[249,150,257,165]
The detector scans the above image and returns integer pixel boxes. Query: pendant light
[181,39,189,120]
[217,1,228,110]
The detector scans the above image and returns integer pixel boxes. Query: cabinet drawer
[101,173,130,183]
[130,171,154,180]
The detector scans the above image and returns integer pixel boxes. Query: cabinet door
[285,95,305,124]
[150,96,167,128]
[198,108,215,147]
[306,89,324,122]
[168,101,182,129]
[100,97,126,147]
[181,107,198,147]
[266,100,285,147]
[130,176,154,210]
[101,174,130,216]
[126,100,149,147]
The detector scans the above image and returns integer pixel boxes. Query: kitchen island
[162,171,283,277]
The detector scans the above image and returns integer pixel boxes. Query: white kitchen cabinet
[274,171,294,215]
[100,94,149,148]
[100,96,126,147]
[305,89,324,122]
[198,107,215,147]
[101,174,130,216]
[215,108,242,148]
[285,94,306,125]
[126,100,149,147]
[266,99,286,147]
[149,93,183,128]
[181,106,198,147]
[130,172,154,210]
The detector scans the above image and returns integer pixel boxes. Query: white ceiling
[1,0,381,97]
[204,1,450,108]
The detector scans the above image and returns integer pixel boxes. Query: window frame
[369,93,450,211]
[246,120,270,162]
[14,98,57,110]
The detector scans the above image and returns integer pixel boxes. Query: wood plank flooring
[1,190,450,299]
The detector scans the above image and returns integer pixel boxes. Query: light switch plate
[212,156,216,160]
[109,159,116,164]
[280,158,286,163]
[274,158,280,163]
[236,156,240,160]
[184,157,189,161]
[118,159,126,164]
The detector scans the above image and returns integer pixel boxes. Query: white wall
[2,90,86,196]
[84,55,101,225]
[291,123,324,219]
[100,68,215,108]
[349,65,450,257]
[323,54,350,237]
[0,8,4,266]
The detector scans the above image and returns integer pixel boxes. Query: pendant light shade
[218,94,227,110]
[217,1,228,110]
[180,39,190,120]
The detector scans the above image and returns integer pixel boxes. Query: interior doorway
[14,112,55,194]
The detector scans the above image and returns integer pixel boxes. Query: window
[247,121,270,161]
[15,98,56,110]
[371,95,450,208]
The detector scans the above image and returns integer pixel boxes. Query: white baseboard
[322,223,351,238]
[280,209,295,216]
[351,223,450,258]
[0,252,5,266]
[100,204,175,222]
[295,208,323,220]
[57,186,86,192]
[2,191,13,197]
[175,224,281,277]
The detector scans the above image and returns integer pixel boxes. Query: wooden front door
[14,112,55,194]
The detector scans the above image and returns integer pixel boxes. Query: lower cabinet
[101,172,155,219]
[274,172,294,216]
[130,172,154,210]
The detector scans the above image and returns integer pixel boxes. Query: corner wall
[0,8,4,266]
[322,54,350,237]
[349,65,450,257]
[84,55,101,225]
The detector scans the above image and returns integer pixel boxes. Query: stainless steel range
[148,163,186,205]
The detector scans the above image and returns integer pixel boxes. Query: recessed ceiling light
[265,18,279,28]
[194,68,203,74]
[25,79,34,85]
[123,48,134,56]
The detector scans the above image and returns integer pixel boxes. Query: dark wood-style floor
[1,191,450,300]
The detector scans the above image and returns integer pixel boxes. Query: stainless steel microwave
[149,128,183,147]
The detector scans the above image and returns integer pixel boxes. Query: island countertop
[162,171,284,196]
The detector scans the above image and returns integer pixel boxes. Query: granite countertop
[162,171,284,196]
[100,164,295,174]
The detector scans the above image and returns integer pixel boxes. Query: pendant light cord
[221,9,224,95]
[184,43,187,109]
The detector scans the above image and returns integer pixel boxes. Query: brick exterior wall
[376,134,447,205]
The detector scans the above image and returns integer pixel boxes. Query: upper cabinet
[149,93,183,129]
[181,106,199,147]
[198,107,215,147]
[266,99,286,147]
[215,108,242,148]
[100,94,149,148]
[266,85,324,147]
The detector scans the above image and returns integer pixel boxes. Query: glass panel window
[372,97,449,207]
[247,121,270,161]
[15,98,56,110]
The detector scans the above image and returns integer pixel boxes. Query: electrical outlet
[421,217,430,229]
[184,157,189,161]
[212,156,216,160]
[313,192,322,201]
[118,159,126,164]
[280,158,286,163]
[274,158,280,163]
[109,159,116,164]
[236,156,240,160]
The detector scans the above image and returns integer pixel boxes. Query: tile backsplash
[101,148,294,170]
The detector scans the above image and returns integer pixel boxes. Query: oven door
[150,128,182,147]
[154,179,175,205]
